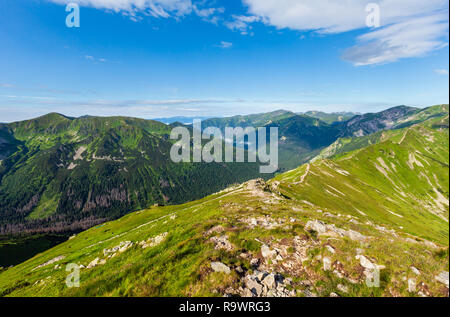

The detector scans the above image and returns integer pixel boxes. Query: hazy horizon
[1,104,441,124]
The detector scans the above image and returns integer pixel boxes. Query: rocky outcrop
[33,255,65,271]
[240,271,294,297]
[104,241,133,256]
[139,233,168,249]
[355,255,385,280]
[210,235,234,251]
[305,220,368,242]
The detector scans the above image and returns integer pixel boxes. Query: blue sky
[0,0,448,122]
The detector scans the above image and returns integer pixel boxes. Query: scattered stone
[305,220,368,242]
[87,257,100,269]
[245,276,264,296]
[240,271,293,297]
[33,255,65,271]
[323,257,332,271]
[262,273,276,289]
[356,255,384,270]
[261,245,277,259]
[255,270,267,281]
[423,240,438,249]
[435,271,449,288]
[305,220,327,234]
[325,245,335,254]
[140,233,168,249]
[205,225,225,236]
[411,267,421,275]
[211,262,231,274]
[250,258,260,268]
[408,278,416,293]
[210,235,234,251]
[243,216,280,230]
[337,284,348,293]
[355,255,385,280]
[104,241,134,255]
[330,292,339,297]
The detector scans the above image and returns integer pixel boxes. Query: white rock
[245,277,263,296]
[435,271,449,287]
[211,262,231,274]
[305,220,327,234]
[261,245,277,259]
[356,255,377,270]
[262,273,276,289]
[323,257,332,271]
[326,245,335,254]
[408,278,416,293]
[87,257,99,269]
[411,267,421,275]
[337,284,348,293]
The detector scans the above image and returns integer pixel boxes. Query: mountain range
[0,104,447,297]
[0,114,261,236]
[0,105,447,238]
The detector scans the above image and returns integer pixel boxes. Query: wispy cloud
[224,15,262,35]
[49,0,225,23]
[50,0,193,17]
[0,83,15,88]
[193,4,225,24]
[242,0,449,66]
[342,14,449,66]
[434,68,449,75]
[85,55,108,62]
[216,41,233,49]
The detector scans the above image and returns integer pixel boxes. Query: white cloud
[243,0,449,65]
[243,0,448,33]
[85,55,108,63]
[342,14,449,66]
[435,69,449,75]
[217,41,232,49]
[49,0,228,22]
[224,15,262,33]
[51,0,193,17]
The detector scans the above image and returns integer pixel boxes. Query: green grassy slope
[1,115,447,297]
[315,105,449,161]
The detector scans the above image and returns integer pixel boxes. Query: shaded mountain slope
[0,114,262,235]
